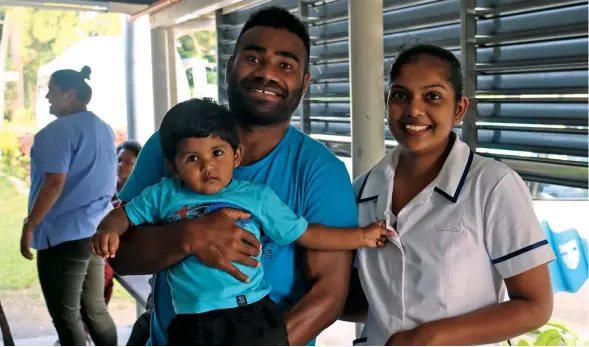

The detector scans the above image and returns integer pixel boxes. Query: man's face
[226,26,310,127]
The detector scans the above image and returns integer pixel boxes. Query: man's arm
[110,209,261,278]
[284,157,359,345]
[286,249,353,345]
[340,268,368,323]
[108,222,189,275]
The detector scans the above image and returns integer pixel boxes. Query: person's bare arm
[297,222,389,250]
[97,208,131,235]
[108,221,191,275]
[387,264,553,346]
[21,173,66,259]
[91,208,132,258]
[109,208,262,281]
[340,267,368,323]
[284,249,353,345]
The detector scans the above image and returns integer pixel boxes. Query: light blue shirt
[119,126,358,346]
[29,111,117,250]
[124,177,309,314]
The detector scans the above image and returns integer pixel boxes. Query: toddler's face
[171,136,241,195]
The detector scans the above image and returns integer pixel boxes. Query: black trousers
[37,238,117,346]
[167,296,289,346]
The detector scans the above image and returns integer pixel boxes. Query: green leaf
[544,321,579,338]
[517,339,531,346]
[534,329,563,346]
[561,336,576,346]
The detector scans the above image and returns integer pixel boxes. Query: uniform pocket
[433,227,466,298]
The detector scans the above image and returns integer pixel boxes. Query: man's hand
[183,208,261,283]
[20,225,34,260]
[361,221,393,248]
[91,231,120,258]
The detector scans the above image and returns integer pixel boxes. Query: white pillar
[166,27,178,107]
[349,0,385,179]
[151,27,171,129]
[122,15,136,140]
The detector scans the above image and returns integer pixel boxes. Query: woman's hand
[20,224,35,260]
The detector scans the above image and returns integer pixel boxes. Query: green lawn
[0,174,134,302]
[0,174,37,290]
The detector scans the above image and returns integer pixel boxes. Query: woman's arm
[27,173,67,226]
[21,173,67,259]
[387,264,553,346]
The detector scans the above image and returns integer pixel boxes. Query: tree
[177,30,217,86]
[2,7,121,122]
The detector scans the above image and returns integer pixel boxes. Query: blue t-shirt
[125,177,308,314]
[118,126,358,346]
[29,111,117,250]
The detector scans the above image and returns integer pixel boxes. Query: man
[110,7,358,345]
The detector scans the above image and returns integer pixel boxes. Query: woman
[114,140,142,205]
[104,139,142,306]
[348,45,555,345]
[20,66,118,346]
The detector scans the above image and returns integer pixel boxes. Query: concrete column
[151,27,170,129]
[215,9,227,106]
[349,0,385,178]
[122,15,136,140]
[166,27,178,107]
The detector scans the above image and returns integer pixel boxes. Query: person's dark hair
[159,97,240,163]
[388,44,464,101]
[236,6,311,70]
[51,65,93,103]
[116,140,142,158]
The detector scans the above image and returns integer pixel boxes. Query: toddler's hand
[362,221,394,248]
[90,231,120,258]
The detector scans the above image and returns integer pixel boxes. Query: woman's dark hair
[159,97,240,163]
[116,140,142,158]
[51,65,93,103]
[388,44,464,101]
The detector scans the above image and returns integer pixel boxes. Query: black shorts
[167,296,289,346]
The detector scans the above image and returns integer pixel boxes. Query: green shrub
[506,321,589,346]
[0,121,33,183]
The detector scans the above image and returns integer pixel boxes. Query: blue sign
[541,221,589,294]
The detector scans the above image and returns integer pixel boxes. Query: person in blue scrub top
[21,66,117,346]
[109,7,358,346]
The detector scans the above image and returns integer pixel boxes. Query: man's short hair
[236,6,311,69]
[159,97,240,163]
